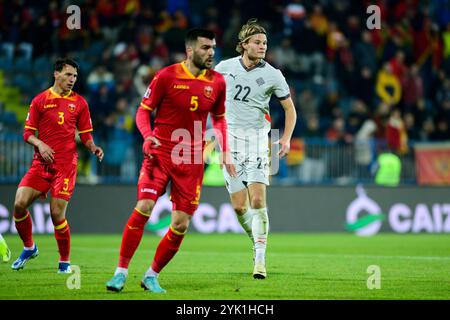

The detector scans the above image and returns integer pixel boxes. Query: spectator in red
[326,117,352,145]
[401,64,423,110]
[386,109,409,155]
[389,50,407,81]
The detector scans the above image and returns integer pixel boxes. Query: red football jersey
[140,62,226,157]
[24,88,93,164]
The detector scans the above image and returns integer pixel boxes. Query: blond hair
[236,18,267,54]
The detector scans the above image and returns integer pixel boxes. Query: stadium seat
[33,56,53,74]
[78,60,94,74]
[70,51,86,62]
[11,73,33,93]
[13,57,32,73]
[85,42,105,57]
[32,76,51,93]
[0,110,18,124]
[0,57,13,72]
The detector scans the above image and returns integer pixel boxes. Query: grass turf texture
[0,233,449,300]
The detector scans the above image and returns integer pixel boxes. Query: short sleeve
[273,70,291,100]
[24,96,42,130]
[77,97,93,133]
[214,61,225,75]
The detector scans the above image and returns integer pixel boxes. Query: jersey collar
[180,61,208,79]
[49,87,73,98]
[239,57,266,72]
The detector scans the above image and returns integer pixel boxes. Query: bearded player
[106,29,236,293]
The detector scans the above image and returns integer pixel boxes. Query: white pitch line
[73,247,450,261]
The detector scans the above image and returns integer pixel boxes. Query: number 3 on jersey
[190,96,199,111]
[58,111,65,125]
[63,178,69,191]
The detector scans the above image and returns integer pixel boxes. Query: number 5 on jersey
[190,96,199,111]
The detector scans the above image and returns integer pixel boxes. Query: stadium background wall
[0,185,449,235]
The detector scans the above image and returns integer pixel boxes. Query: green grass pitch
[1,233,449,300]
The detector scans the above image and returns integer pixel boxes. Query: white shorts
[223,151,270,194]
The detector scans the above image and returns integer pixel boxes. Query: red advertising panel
[415,143,450,185]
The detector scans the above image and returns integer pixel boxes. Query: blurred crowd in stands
[0,0,449,183]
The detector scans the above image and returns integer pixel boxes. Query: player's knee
[233,205,247,216]
[136,200,155,215]
[171,211,191,234]
[50,208,65,222]
[171,220,189,234]
[250,196,266,209]
[13,198,29,215]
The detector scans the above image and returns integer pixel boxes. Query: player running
[106,28,236,293]
[215,19,297,279]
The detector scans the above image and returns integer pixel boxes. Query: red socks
[54,219,70,262]
[117,208,185,274]
[151,226,185,273]
[118,208,150,268]
[15,211,71,262]
[14,211,34,248]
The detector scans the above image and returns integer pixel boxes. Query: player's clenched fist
[142,136,161,158]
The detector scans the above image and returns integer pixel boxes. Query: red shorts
[137,154,204,215]
[19,160,78,201]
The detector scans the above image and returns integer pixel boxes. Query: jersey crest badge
[68,103,76,112]
[204,85,213,98]
[256,77,265,86]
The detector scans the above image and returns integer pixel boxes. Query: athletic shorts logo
[140,188,157,195]
[144,87,151,98]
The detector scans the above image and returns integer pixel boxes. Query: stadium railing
[0,132,417,185]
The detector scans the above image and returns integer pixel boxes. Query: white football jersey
[215,57,290,154]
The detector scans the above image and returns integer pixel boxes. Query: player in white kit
[215,19,297,279]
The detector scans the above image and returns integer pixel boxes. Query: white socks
[24,243,35,251]
[145,267,159,278]
[115,267,157,278]
[115,267,128,277]
[237,210,254,242]
[250,207,269,264]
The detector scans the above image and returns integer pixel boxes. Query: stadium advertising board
[0,185,449,235]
